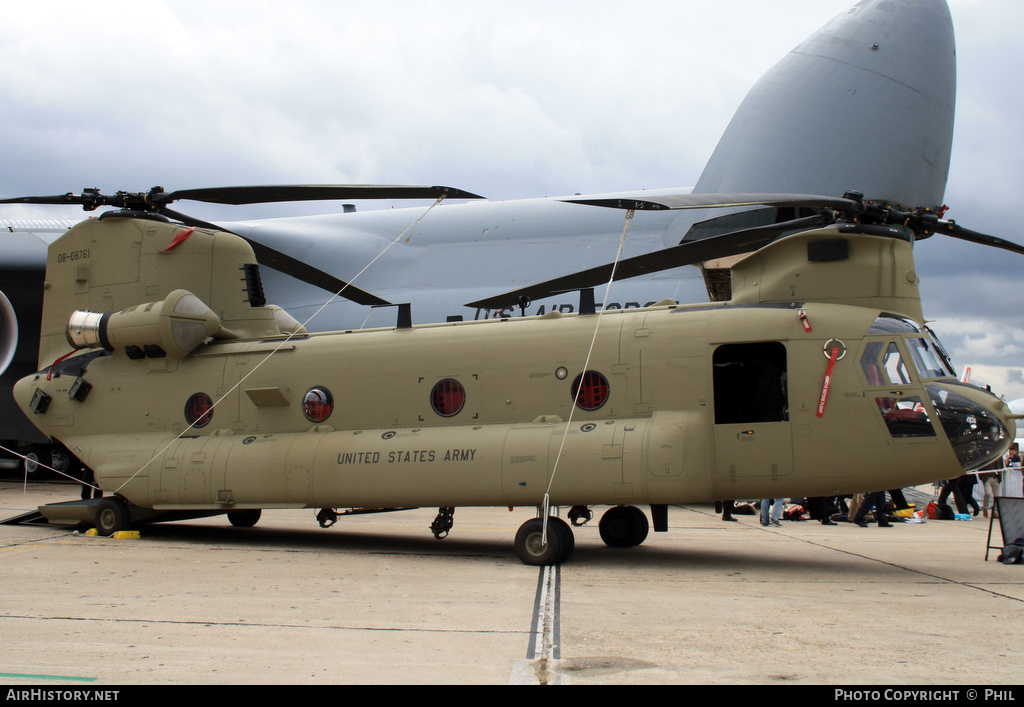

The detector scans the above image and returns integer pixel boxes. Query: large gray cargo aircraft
[0,0,957,475]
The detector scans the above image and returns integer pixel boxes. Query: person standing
[938,478,969,515]
[854,490,891,527]
[761,498,783,527]
[958,474,981,517]
[982,445,1015,517]
[721,499,737,522]
[806,496,837,525]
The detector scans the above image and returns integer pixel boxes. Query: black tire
[227,509,262,527]
[599,505,648,548]
[95,497,130,536]
[628,505,649,546]
[551,516,575,562]
[515,516,574,566]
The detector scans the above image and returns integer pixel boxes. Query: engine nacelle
[66,289,222,360]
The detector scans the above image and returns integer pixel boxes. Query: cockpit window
[861,341,885,386]
[882,342,913,385]
[873,395,936,438]
[907,336,955,380]
[860,317,955,440]
[861,340,915,386]
[927,383,1009,469]
[863,316,957,382]
[924,326,957,378]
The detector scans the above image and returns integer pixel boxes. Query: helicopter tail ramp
[0,508,49,526]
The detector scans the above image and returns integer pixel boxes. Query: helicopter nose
[927,383,1014,472]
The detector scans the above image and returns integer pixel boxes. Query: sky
[2,0,1023,397]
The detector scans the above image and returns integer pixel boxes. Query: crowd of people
[717,442,1024,527]
[719,494,906,527]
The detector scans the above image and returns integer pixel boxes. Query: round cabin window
[303,387,334,423]
[185,392,214,428]
[431,379,466,417]
[571,371,610,411]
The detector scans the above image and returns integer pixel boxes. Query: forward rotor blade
[160,184,484,206]
[927,219,1024,256]
[0,191,111,208]
[0,193,81,205]
[466,214,828,310]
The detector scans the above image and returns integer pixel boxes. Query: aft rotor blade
[562,192,858,212]
[161,206,392,306]
[466,214,828,310]
[244,240,392,306]
[160,184,485,206]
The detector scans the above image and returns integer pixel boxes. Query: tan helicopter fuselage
[13,216,1011,517]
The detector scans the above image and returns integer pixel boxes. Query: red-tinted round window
[185,392,213,428]
[303,387,334,423]
[431,379,465,417]
[571,371,610,411]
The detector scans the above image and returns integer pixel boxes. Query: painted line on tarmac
[510,563,563,685]
[528,563,560,661]
[0,672,97,682]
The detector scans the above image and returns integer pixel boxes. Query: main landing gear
[514,516,575,566]
[598,505,649,548]
[513,504,652,565]
[227,509,262,527]
[94,496,131,536]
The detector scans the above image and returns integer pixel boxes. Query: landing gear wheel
[50,447,71,477]
[628,506,649,545]
[22,446,51,479]
[514,516,575,566]
[227,509,262,527]
[599,505,649,548]
[95,497,130,536]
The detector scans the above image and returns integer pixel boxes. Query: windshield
[907,335,956,380]
[924,326,957,377]
[866,315,956,381]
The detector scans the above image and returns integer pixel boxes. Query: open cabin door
[711,342,793,485]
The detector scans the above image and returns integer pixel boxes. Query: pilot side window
[713,342,788,424]
[861,340,915,386]
[859,340,935,438]
[882,342,913,385]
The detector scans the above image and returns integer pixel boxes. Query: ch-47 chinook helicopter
[7,184,1021,565]
[0,0,962,484]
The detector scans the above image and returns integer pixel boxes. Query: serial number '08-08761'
[56,248,90,264]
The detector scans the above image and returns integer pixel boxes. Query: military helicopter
[5,183,1019,565]
[0,0,962,479]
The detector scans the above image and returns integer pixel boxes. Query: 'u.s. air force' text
[337,449,477,465]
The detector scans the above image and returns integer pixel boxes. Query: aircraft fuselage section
[15,294,977,512]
